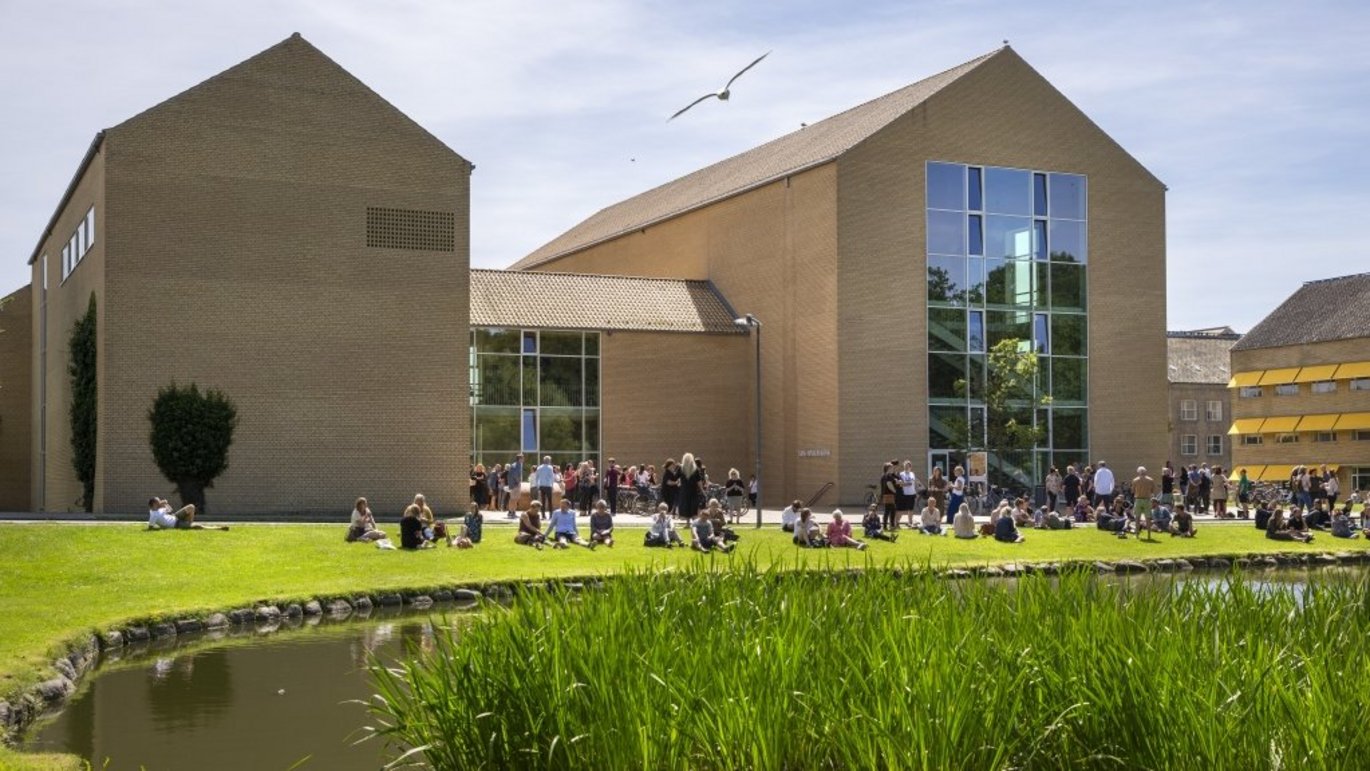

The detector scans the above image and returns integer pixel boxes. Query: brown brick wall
[1167,382,1232,470]
[0,285,32,510]
[31,36,471,516]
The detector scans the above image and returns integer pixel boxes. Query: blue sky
[2,0,1368,331]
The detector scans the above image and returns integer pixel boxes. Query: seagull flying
[669,51,770,121]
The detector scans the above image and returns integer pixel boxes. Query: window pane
[522,331,538,353]
[539,356,583,406]
[928,210,965,255]
[1051,358,1087,403]
[929,353,968,399]
[1051,315,1087,356]
[928,255,967,305]
[475,327,518,354]
[985,257,1036,308]
[928,308,967,352]
[970,407,987,448]
[522,409,538,452]
[968,214,983,256]
[967,354,986,402]
[1033,173,1048,217]
[1049,220,1087,263]
[968,311,985,353]
[1052,409,1088,451]
[1050,263,1086,310]
[968,167,983,211]
[522,355,538,404]
[1049,174,1086,219]
[1033,220,1047,261]
[926,162,965,210]
[966,257,985,305]
[539,408,582,452]
[584,333,600,356]
[584,357,599,407]
[1033,313,1050,355]
[473,354,521,405]
[473,407,520,454]
[930,405,967,449]
[584,411,600,454]
[986,215,1033,260]
[986,310,1032,350]
[540,331,582,355]
[985,167,1031,215]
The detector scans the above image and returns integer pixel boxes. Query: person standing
[1044,466,1062,513]
[1092,461,1116,509]
[534,456,557,514]
[1211,466,1229,518]
[661,459,682,516]
[947,465,967,525]
[1236,468,1252,517]
[1131,467,1156,538]
[1198,463,1213,514]
[1326,469,1340,510]
[678,453,704,521]
[927,466,948,520]
[604,458,622,516]
[1062,465,1081,510]
[879,462,900,531]
[897,461,919,531]
[470,464,490,511]
[1160,461,1175,508]
[505,454,525,518]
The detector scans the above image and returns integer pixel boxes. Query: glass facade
[927,161,1088,486]
[470,328,601,471]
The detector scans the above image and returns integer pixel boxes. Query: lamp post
[734,314,762,529]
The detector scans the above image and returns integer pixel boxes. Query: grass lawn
[2,520,1368,768]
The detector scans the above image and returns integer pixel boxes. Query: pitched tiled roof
[510,48,1004,270]
[1167,330,1241,384]
[1232,272,1370,351]
[469,269,742,334]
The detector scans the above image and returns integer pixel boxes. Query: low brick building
[1167,328,1240,471]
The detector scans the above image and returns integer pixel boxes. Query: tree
[148,383,238,515]
[69,294,97,512]
[945,337,1051,486]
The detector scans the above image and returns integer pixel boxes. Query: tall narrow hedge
[68,294,97,512]
[148,383,238,515]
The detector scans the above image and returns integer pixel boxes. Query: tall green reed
[365,563,1370,769]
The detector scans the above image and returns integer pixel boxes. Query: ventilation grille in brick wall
[366,207,456,251]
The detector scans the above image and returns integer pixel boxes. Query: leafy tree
[69,294,97,512]
[148,383,238,515]
[945,338,1051,485]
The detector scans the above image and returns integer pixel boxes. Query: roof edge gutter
[28,131,105,266]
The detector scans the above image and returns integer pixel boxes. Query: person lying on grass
[147,498,229,531]
[826,510,867,550]
[691,508,734,553]
[589,499,615,548]
[919,500,945,535]
[346,497,385,542]
[645,503,684,548]
[793,508,827,547]
[515,502,546,549]
[863,505,898,542]
[1265,507,1313,543]
[994,509,1025,543]
[953,503,977,539]
[547,499,594,550]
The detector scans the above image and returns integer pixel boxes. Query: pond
[21,613,451,770]
[16,567,1366,769]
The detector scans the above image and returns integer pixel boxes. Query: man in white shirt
[534,456,557,513]
[1093,461,1116,508]
[780,499,803,533]
[147,498,228,531]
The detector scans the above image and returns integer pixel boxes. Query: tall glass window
[471,328,601,473]
[926,162,1088,486]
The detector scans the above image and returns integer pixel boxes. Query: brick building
[1228,273,1370,493]
[511,45,1168,505]
[21,34,471,515]
[1166,328,1240,471]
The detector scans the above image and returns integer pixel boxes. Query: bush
[68,294,97,512]
[148,383,237,515]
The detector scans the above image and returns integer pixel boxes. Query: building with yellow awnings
[1227,371,1263,388]
[1293,364,1338,383]
[1227,418,1265,435]
[1334,361,1370,380]
[1335,413,1370,431]
[1257,368,1301,386]
[1259,416,1300,433]
[1295,414,1339,431]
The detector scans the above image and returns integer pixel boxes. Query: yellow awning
[1260,416,1301,433]
[1294,365,1339,383]
[1228,371,1264,388]
[1334,361,1370,379]
[1232,465,1264,480]
[1334,412,1370,430]
[1257,368,1302,386]
[1296,414,1340,431]
[1228,418,1265,435]
[1255,465,1295,482]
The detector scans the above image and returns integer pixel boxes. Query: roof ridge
[1302,271,1370,286]
[472,267,716,284]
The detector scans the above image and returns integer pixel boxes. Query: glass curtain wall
[470,328,601,474]
[927,161,1088,487]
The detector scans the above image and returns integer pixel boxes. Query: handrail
[805,482,835,509]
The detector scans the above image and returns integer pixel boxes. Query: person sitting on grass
[346,497,386,542]
[863,505,898,542]
[706,499,740,543]
[1287,506,1312,536]
[399,505,430,550]
[1307,502,1332,531]
[692,508,734,553]
[646,503,684,548]
[515,502,547,549]
[463,504,483,545]
[826,510,867,550]
[589,499,615,548]
[1072,496,1094,524]
[982,503,1008,537]
[1266,507,1313,543]
[147,498,229,531]
[953,503,977,539]
[1151,504,1173,534]
[405,494,446,546]
[793,508,827,547]
[780,499,803,533]
[919,499,945,536]
[1171,505,1196,537]
[994,509,1025,543]
[548,499,594,550]
[1011,498,1034,528]
[1331,507,1359,539]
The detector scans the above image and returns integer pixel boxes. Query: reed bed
[366,564,1370,769]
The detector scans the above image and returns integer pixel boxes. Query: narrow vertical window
[1033,220,1047,261]
[1033,173,1048,216]
[522,409,538,453]
[968,310,985,353]
[968,167,983,211]
[1033,313,1050,354]
[967,214,983,256]
[522,331,538,354]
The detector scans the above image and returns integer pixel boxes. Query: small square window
[1180,435,1197,456]
[1355,430,1370,442]
[1312,380,1336,394]
[1277,433,1299,444]
[1179,400,1197,421]
[1351,378,1370,392]
[1241,435,1263,446]
[1314,432,1337,443]
[1274,384,1299,396]
[1206,401,1222,421]
[1206,435,1223,455]
[1238,386,1262,398]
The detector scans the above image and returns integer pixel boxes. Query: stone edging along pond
[3,549,1370,746]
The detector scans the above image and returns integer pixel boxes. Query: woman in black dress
[661,459,683,516]
[677,453,703,521]
[471,464,489,509]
